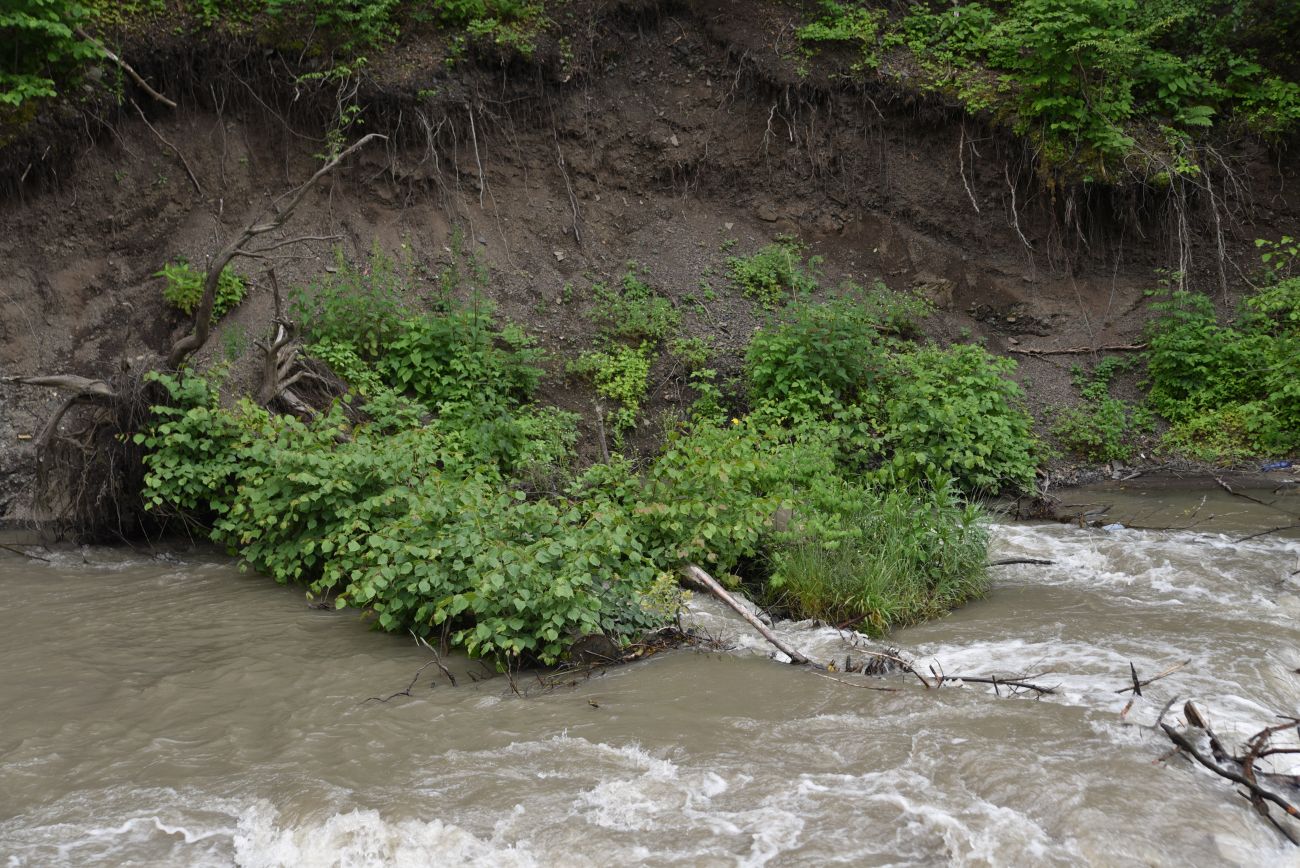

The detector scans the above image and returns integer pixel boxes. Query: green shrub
[155,261,247,319]
[728,238,821,307]
[854,280,935,337]
[868,344,1039,493]
[1144,271,1300,459]
[590,266,681,345]
[741,297,1040,494]
[571,265,679,437]
[378,303,543,414]
[137,370,629,666]
[265,0,401,50]
[745,296,888,412]
[798,0,1300,181]
[136,255,1020,670]
[668,336,711,371]
[797,0,886,67]
[1,0,96,109]
[1160,405,1276,462]
[304,338,385,395]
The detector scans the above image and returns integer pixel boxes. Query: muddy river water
[2,483,1299,866]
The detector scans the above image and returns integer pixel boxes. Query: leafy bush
[741,296,1038,493]
[155,261,247,319]
[745,296,888,412]
[264,0,402,51]
[138,369,628,665]
[378,304,543,414]
[575,416,991,631]
[570,265,679,437]
[304,338,385,396]
[1,0,96,109]
[728,238,821,308]
[1144,263,1300,459]
[853,280,935,337]
[589,266,680,345]
[668,336,711,371]
[797,0,887,68]
[798,0,1300,181]
[867,344,1039,493]
[135,254,1024,668]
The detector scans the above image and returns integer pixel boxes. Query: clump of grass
[766,486,988,635]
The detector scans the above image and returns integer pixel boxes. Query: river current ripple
[1,505,1298,866]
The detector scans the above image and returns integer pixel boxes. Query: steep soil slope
[2,0,1296,525]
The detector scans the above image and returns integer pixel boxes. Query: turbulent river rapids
[2,483,1298,866]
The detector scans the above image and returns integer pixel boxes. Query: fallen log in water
[681,564,812,666]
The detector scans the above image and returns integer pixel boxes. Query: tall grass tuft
[766,485,988,635]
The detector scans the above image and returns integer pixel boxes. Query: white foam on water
[792,768,1079,866]
[990,523,1300,615]
[444,733,806,865]
[233,803,537,868]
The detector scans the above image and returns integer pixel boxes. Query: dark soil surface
[2,0,1298,525]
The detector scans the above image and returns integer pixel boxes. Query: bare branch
[681,563,812,665]
[167,133,385,369]
[1161,723,1300,834]
[1115,659,1190,695]
[75,27,177,108]
[3,375,116,397]
[1007,343,1147,356]
[243,234,344,255]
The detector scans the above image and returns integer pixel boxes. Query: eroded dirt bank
[2,0,1297,524]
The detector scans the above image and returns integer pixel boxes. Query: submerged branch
[1160,722,1300,844]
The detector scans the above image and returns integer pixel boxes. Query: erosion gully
[2,481,1298,866]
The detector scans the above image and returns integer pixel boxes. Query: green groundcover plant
[135,247,1043,665]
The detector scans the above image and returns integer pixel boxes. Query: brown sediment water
[1,488,1298,866]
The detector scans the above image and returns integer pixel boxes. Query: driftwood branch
[3,375,115,397]
[166,133,385,369]
[1115,659,1189,694]
[1161,722,1299,844]
[0,542,50,562]
[364,659,442,704]
[1234,525,1300,543]
[988,557,1055,566]
[75,28,177,108]
[947,674,1057,695]
[245,233,344,254]
[681,564,811,665]
[1007,343,1147,356]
